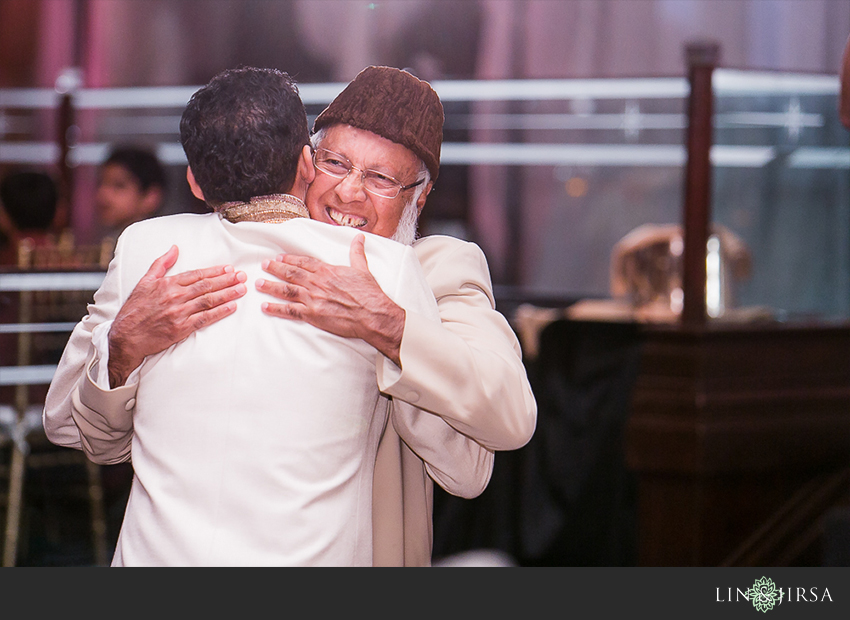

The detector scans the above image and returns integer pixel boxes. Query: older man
[45,66,536,566]
[261,67,536,449]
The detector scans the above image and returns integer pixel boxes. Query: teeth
[328,209,367,228]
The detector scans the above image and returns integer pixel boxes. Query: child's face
[95,162,157,229]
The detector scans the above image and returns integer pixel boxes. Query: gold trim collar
[218,194,309,224]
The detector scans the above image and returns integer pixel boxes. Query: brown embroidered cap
[313,66,444,181]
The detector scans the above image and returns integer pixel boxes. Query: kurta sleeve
[374,241,494,498]
[70,353,135,464]
[377,236,537,452]
[42,232,140,459]
[390,399,493,498]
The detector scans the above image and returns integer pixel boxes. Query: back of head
[180,66,309,206]
[102,146,167,193]
[312,65,444,181]
[0,170,58,231]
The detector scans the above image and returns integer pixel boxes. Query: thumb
[349,234,369,272]
[145,245,179,280]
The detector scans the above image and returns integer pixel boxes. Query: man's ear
[298,144,316,185]
[186,166,205,202]
[415,181,433,216]
[288,145,315,200]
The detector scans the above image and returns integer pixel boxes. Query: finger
[144,245,179,280]
[276,253,322,272]
[173,264,242,287]
[179,269,247,301]
[349,234,369,272]
[256,278,303,302]
[260,301,304,320]
[187,299,240,330]
[261,259,312,287]
[184,277,248,311]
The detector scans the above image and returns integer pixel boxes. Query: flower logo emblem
[747,577,784,612]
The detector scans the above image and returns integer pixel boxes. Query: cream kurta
[371,235,537,565]
[47,213,443,566]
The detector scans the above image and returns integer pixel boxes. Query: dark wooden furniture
[623,42,850,566]
[626,321,850,566]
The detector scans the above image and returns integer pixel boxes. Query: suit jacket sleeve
[70,353,135,464]
[42,233,138,463]
[376,236,537,451]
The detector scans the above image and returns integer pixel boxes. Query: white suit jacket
[43,213,494,566]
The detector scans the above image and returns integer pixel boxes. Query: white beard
[390,195,420,246]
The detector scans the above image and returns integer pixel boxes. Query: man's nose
[334,168,369,201]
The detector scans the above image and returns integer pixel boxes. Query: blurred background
[1,0,849,567]
[2,0,848,302]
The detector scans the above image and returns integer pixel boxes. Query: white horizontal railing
[4,140,847,169]
[0,70,839,109]
[0,365,58,386]
[1,71,845,169]
[0,271,106,387]
[0,271,106,292]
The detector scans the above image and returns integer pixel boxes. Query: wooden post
[680,41,719,327]
[55,92,75,232]
[54,0,88,232]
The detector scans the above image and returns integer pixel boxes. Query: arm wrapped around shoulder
[391,399,493,498]
[379,236,537,451]
[68,354,135,465]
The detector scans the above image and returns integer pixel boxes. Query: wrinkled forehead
[319,124,421,175]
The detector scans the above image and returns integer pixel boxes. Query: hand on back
[107,245,247,387]
[256,233,405,365]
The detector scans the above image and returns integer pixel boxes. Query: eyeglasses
[313,148,425,199]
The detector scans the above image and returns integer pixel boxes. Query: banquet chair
[1,233,112,566]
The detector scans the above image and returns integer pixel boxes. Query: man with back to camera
[43,66,492,566]
[44,65,536,566]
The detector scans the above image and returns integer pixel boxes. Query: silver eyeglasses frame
[313,147,425,199]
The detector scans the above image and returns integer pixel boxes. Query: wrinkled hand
[257,233,405,365]
[107,245,247,387]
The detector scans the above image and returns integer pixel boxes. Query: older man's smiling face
[305,124,430,240]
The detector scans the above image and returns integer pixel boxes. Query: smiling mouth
[327,208,367,229]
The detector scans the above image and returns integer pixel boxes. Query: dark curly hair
[179,66,309,207]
